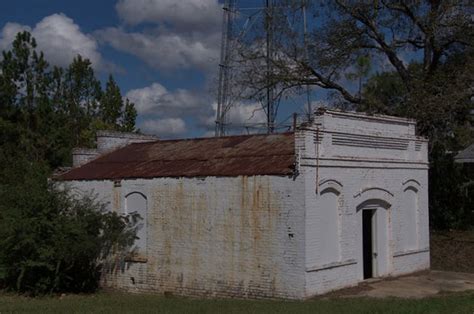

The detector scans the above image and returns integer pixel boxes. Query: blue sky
[0,0,331,138]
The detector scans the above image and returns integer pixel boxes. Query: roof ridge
[92,153,296,164]
[128,131,295,145]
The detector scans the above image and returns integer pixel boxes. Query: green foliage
[61,56,103,148]
[0,31,138,168]
[121,98,138,132]
[345,55,371,96]
[0,157,137,295]
[99,75,137,133]
[361,50,474,230]
[428,147,474,230]
[240,1,473,230]
[101,75,123,126]
[0,31,141,295]
[359,71,407,115]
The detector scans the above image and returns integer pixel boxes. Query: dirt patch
[317,271,429,299]
[430,230,474,273]
[318,271,474,299]
[316,282,374,299]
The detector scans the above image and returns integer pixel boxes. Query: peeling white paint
[63,110,429,299]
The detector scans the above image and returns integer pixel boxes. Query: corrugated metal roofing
[58,132,295,181]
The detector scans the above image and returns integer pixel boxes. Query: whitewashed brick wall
[299,110,430,297]
[66,175,307,299]
[96,130,158,153]
[62,110,430,299]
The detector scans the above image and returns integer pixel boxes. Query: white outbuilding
[57,109,430,299]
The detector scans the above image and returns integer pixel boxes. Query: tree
[120,98,137,132]
[0,31,55,163]
[236,1,473,229]
[0,31,49,115]
[345,54,371,98]
[237,0,473,106]
[63,55,102,118]
[100,75,123,126]
[61,56,103,148]
[359,71,406,115]
[100,75,138,132]
[360,50,474,229]
[0,31,142,294]
[361,50,473,149]
[0,31,138,168]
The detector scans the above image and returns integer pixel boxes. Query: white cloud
[95,27,219,71]
[125,82,210,116]
[204,102,267,129]
[95,0,222,72]
[127,82,269,137]
[227,102,267,126]
[126,82,215,137]
[140,118,187,136]
[116,0,222,32]
[0,22,31,51]
[0,14,109,70]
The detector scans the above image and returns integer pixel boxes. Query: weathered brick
[63,110,429,299]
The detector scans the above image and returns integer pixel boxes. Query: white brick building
[57,109,430,299]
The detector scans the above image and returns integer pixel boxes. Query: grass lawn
[0,291,473,314]
[1,230,473,313]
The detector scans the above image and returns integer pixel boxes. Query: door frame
[362,209,375,279]
[357,198,392,280]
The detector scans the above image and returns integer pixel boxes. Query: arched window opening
[125,192,147,256]
[400,187,418,251]
[318,188,341,265]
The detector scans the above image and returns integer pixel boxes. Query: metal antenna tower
[215,0,311,136]
[302,0,312,121]
[265,0,276,133]
[215,0,236,137]
[216,0,277,136]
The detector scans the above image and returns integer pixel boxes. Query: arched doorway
[355,193,392,279]
[362,208,375,279]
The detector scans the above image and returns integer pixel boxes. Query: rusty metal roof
[58,132,295,181]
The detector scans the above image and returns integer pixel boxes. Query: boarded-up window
[400,187,418,251]
[318,188,340,265]
[125,192,147,255]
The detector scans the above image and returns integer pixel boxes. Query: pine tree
[100,75,123,127]
[120,98,137,132]
[0,31,51,162]
[0,31,139,168]
[62,56,102,147]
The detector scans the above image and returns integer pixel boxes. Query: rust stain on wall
[239,176,249,276]
[112,186,121,212]
[106,175,285,298]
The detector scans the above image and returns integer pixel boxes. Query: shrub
[0,159,137,295]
